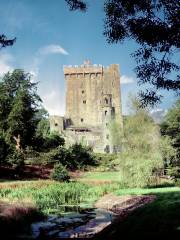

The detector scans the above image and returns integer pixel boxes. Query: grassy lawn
[78,171,122,183]
[105,187,180,238]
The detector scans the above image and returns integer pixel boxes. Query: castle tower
[50,61,123,153]
[63,61,123,129]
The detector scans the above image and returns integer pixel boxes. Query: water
[18,207,116,239]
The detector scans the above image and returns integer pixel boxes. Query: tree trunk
[13,134,21,151]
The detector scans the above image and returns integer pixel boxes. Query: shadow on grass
[146,182,175,188]
[94,189,180,239]
[0,202,44,238]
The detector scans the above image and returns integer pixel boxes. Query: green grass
[115,186,179,195]
[0,180,120,214]
[79,171,122,182]
[107,187,180,238]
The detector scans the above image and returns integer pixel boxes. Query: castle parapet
[63,64,103,75]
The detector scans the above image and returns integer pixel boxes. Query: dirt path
[95,193,156,216]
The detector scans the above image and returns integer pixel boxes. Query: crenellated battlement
[63,65,103,75]
[63,64,119,76]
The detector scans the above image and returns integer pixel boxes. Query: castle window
[83,100,86,104]
[106,123,108,126]
[82,90,84,94]
[55,123,58,126]
[104,98,108,104]
[81,118,84,122]
[106,134,109,139]
[105,110,107,116]
[91,74,95,79]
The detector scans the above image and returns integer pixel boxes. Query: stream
[18,207,117,239]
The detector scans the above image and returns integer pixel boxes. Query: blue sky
[0,0,177,115]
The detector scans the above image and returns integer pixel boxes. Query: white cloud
[121,75,135,84]
[0,53,14,76]
[28,44,69,81]
[39,44,69,56]
[41,90,65,116]
[150,108,168,115]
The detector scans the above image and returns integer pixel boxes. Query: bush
[43,133,65,150]
[67,144,97,170]
[94,153,119,171]
[7,151,24,173]
[35,147,70,165]
[33,132,65,152]
[50,163,70,182]
[27,144,97,170]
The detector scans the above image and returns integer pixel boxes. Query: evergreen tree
[7,89,37,150]
[0,69,41,150]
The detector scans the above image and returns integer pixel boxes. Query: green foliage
[7,89,36,148]
[67,144,96,170]
[161,99,180,164]
[118,152,163,187]
[104,0,180,105]
[166,166,180,180]
[0,69,41,151]
[94,153,119,171]
[0,132,8,164]
[117,97,164,187]
[160,136,177,167]
[50,163,70,182]
[43,133,65,149]
[35,118,50,139]
[35,107,50,138]
[7,151,24,173]
[33,132,65,152]
[31,144,96,170]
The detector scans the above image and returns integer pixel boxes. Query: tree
[7,89,37,150]
[117,97,165,187]
[0,34,15,49]
[35,107,50,138]
[0,69,41,150]
[161,98,180,163]
[66,0,180,106]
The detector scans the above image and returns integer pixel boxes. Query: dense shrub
[34,144,97,170]
[43,133,65,150]
[67,144,96,170]
[33,133,65,152]
[94,153,119,171]
[50,163,70,182]
[7,151,24,174]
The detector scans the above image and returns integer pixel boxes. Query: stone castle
[50,60,123,153]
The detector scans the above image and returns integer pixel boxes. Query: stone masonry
[49,60,123,153]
